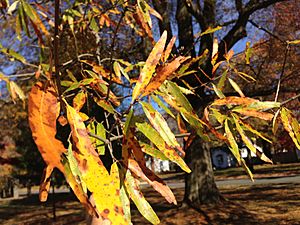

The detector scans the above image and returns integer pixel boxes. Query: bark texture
[184,136,221,206]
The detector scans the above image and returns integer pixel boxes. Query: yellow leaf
[281,107,300,149]
[228,78,244,97]
[64,100,127,224]
[224,119,241,164]
[233,114,272,164]
[140,102,182,152]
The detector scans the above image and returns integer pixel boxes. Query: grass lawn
[1,163,300,225]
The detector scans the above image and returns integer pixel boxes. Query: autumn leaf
[224,119,241,164]
[143,56,187,96]
[21,1,49,36]
[81,60,122,84]
[123,168,160,224]
[140,101,183,152]
[136,122,190,173]
[232,114,272,164]
[127,158,176,204]
[281,107,300,149]
[73,91,86,111]
[232,108,274,120]
[161,36,176,62]
[9,81,26,103]
[28,82,66,171]
[64,100,127,224]
[39,166,53,202]
[212,96,257,106]
[132,31,167,102]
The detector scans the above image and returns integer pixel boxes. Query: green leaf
[181,111,209,141]
[210,108,227,125]
[245,41,252,65]
[194,26,222,38]
[238,119,272,143]
[120,183,131,223]
[232,114,272,163]
[212,83,225,98]
[88,121,106,155]
[224,119,241,164]
[159,81,193,113]
[124,109,134,135]
[0,43,27,63]
[89,17,99,32]
[136,122,190,173]
[151,94,175,119]
[140,101,181,150]
[123,169,160,224]
[61,156,97,217]
[93,97,115,114]
[228,78,244,97]
[247,101,281,110]
[65,140,87,193]
[132,31,167,102]
[217,69,228,90]
[139,141,169,161]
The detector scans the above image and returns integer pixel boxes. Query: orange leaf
[28,82,95,215]
[233,108,274,120]
[161,36,176,62]
[132,31,167,102]
[212,96,257,106]
[143,56,187,96]
[39,165,53,202]
[28,82,65,171]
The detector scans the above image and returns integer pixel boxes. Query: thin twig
[54,0,63,106]
[275,44,289,102]
[106,10,126,101]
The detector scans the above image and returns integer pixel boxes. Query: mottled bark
[184,135,221,206]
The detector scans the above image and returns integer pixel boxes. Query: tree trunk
[184,136,221,207]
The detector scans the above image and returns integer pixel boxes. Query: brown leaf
[127,158,177,205]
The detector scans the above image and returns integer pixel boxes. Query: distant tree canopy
[0,0,300,224]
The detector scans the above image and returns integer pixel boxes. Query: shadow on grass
[0,192,86,225]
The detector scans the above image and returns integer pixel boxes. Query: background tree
[0,0,300,224]
[151,0,299,207]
